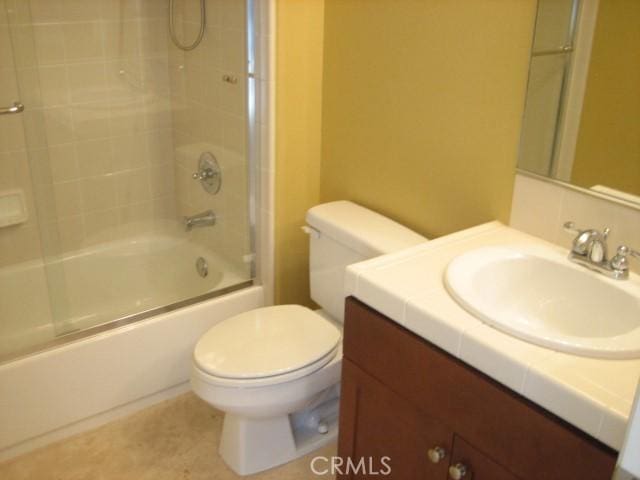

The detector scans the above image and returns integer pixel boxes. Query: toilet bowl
[192,306,343,475]
[191,201,427,475]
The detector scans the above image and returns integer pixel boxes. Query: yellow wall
[571,0,640,195]
[274,1,325,306]
[320,0,537,237]
[274,0,537,306]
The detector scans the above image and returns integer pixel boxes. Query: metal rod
[0,280,254,365]
[0,101,24,115]
[532,45,574,57]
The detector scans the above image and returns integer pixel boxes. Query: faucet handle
[615,245,640,259]
[563,221,580,233]
[610,245,640,278]
[628,246,640,258]
[563,221,611,239]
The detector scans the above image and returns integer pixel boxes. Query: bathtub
[0,233,263,460]
[0,231,248,359]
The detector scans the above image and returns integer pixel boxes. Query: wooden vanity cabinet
[340,359,452,479]
[337,298,617,480]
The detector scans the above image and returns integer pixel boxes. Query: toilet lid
[193,305,341,380]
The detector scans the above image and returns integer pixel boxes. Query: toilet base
[219,407,338,475]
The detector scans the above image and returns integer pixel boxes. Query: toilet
[190,201,427,475]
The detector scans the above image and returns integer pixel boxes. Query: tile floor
[0,393,336,480]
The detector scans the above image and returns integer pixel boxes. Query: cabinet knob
[427,446,447,464]
[448,463,469,479]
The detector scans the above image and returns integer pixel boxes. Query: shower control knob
[448,463,469,479]
[427,446,446,464]
[193,152,222,195]
[192,168,216,180]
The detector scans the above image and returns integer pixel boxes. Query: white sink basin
[445,245,640,359]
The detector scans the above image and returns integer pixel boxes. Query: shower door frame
[1,279,254,364]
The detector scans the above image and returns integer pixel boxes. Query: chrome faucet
[184,210,216,231]
[564,221,638,279]
[564,221,610,262]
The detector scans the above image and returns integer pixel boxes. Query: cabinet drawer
[343,297,616,480]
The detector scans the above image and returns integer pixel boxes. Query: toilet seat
[193,345,340,388]
[194,305,341,387]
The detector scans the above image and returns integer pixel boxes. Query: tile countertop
[344,221,640,451]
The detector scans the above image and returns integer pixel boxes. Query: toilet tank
[305,201,427,323]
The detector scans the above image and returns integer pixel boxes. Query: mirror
[518,0,640,205]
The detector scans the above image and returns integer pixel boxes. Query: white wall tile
[511,173,640,273]
[510,173,564,243]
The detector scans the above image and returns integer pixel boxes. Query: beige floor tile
[0,393,336,480]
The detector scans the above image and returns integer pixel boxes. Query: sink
[445,245,640,359]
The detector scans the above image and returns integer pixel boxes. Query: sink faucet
[184,210,216,231]
[564,221,610,263]
[564,221,638,279]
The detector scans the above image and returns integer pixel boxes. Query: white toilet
[190,201,427,475]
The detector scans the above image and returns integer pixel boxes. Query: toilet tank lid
[306,201,427,257]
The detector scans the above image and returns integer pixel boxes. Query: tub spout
[184,210,216,231]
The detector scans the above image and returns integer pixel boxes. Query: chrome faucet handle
[610,245,640,278]
[563,221,610,238]
[563,221,581,233]
[616,245,640,259]
[626,246,640,258]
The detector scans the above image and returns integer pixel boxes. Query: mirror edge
[516,168,640,212]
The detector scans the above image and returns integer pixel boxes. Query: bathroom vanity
[337,222,640,480]
[339,298,615,479]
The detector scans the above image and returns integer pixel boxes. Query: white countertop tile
[522,359,607,439]
[345,221,640,450]
[599,408,629,450]
[542,353,640,405]
[459,322,556,394]
[404,292,473,358]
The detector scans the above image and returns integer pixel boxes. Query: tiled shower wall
[1,0,177,261]
[1,0,252,273]
[168,0,251,272]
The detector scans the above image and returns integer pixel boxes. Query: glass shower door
[2,1,75,363]
[0,0,254,360]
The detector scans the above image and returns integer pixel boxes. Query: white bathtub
[0,234,262,460]
[0,285,263,460]
[0,232,248,358]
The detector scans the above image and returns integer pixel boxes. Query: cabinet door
[343,298,616,480]
[447,436,521,480]
[338,359,452,480]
